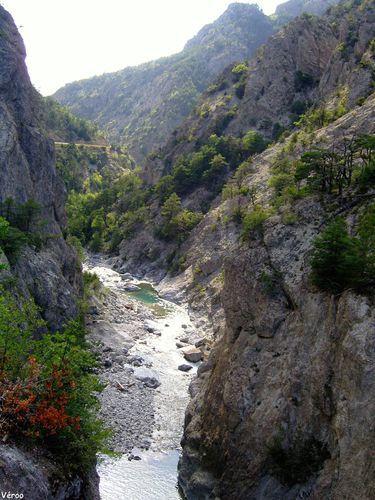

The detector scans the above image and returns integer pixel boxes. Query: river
[85,258,199,499]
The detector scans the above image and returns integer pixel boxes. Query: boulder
[182,347,203,363]
[88,305,99,315]
[125,284,141,292]
[195,337,207,348]
[134,367,161,388]
[178,364,193,372]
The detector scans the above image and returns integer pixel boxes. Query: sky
[1,0,281,96]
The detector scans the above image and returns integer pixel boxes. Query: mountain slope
[64,0,375,279]
[144,0,375,185]
[53,4,274,162]
[275,0,339,20]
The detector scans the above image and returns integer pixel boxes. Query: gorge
[0,0,375,499]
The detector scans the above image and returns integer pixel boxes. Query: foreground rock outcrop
[0,444,99,500]
[179,207,375,499]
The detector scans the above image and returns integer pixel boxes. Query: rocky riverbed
[84,255,211,498]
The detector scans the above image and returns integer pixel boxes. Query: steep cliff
[177,82,375,500]
[0,6,99,498]
[97,0,372,288]
[0,6,81,330]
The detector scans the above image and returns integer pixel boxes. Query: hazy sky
[1,1,281,95]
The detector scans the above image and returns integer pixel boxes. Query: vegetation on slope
[64,130,267,254]
[41,97,104,144]
[311,206,375,293]
[0,286,109,472]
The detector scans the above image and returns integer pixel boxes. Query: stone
[125,284,141,292]
[182,347,203,363]
[134,367,161,388]
[111,354,124,364]
[176,342,185,348]
[103,358,113,368]
[178,364,193,372]
[127,355,144,366]
[120,273,133,280]
[88,305,99,315]
[194,337,207,348]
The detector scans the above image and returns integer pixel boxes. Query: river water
[87,261,196,499]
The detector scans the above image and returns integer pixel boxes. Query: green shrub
[231,63,248,80]
[234,79,246,99]
[67,234,85,262]
[241,206,271,239]
[260,270,277,295]
[294,71,315,91]
[272,122,285,140]
[291,100,309,116]
[213,109,237,135]
[311,218,357,293]
[0,199,46,259]
[269,173,295,196]
[282,211,298,225]
[0,288,109,471]
[242,130,267,155]
[83,270,102,300]
[232,63,248,74]
[310,211,375,293]
[357,161,375,189]
[0,216,28,263]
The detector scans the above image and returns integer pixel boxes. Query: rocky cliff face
[0,7,96,497]
[53,4,274,163]
[177,91,375,499]
[0,6,81,330]
[145,0,375,187]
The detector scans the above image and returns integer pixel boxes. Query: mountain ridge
[53,1,340,163]
[54,3,273,163]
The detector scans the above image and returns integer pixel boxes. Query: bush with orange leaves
[0,288,109,471]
